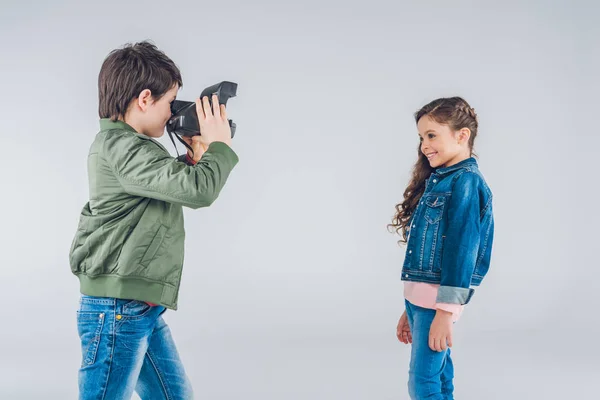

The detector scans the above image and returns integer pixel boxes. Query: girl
[390,97,494,399]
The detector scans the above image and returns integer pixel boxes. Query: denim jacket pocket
[422,195,446,272]
[424,195,446,224]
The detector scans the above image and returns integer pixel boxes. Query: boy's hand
[196,94,232,148]
[181,136,208,163]
[429,309,453,352]
[396,310,412,344]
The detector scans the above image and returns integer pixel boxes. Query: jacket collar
[434,157,478,175]
[99,118,168,152]
[99,118,137,133]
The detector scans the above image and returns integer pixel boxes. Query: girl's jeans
[76,295,193,399]
[405,299,455,400]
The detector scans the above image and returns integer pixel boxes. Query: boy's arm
[436,172,481,305]
[104,132,238,209]
[176,152,198,166]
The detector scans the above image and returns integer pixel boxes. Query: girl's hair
[389,97,479,243]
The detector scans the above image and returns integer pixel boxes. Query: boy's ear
[137,89,153,112]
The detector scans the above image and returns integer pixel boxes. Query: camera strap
[167,130,194,159]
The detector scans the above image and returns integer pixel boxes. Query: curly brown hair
[389,97,479,243]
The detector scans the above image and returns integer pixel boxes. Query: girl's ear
[458,128,471,144]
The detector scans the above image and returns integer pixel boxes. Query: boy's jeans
[405,299,455,400]
[76,295,193,400]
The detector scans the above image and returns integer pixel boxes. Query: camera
[167,81,238,138]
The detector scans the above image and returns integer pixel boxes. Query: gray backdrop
[0,0,598,398]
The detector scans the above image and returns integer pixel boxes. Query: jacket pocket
[424,195,446,224]
[140,224,168,267]
[77,311,105,366]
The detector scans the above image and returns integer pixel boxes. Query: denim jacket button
[433,179,437,183]
[409,250,412,254]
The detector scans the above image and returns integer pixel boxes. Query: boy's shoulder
[91,124,169,156]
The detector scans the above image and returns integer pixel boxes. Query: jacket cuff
[176,153,197,166]
[185,153,197,165]
[436,285,475,305]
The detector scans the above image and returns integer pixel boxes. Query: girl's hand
[181,135,208,163]
[396,310,412,344]
[429,309,453,352]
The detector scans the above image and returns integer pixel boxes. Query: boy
[69,41,238,399]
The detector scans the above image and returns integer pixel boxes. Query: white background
[0,0,598,398]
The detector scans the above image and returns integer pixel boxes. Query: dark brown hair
[98,41,183,121]
[389,97,479,243]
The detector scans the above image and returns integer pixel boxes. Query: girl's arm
[436,171,482,305]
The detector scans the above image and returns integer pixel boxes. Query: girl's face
[417,116,471,169]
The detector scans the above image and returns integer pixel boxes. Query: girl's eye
[428,134,435,139]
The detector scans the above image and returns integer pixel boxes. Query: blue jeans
[76,295,193,399]
[405,300,455,400]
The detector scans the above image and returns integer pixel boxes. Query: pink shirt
[404,282,464,322]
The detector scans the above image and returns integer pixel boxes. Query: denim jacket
[401,157,494,305]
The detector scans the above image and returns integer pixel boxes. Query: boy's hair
[389,97,479,243]
[98,40,183,121]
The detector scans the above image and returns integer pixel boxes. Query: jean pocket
[77,311,105,366]
[121,300,153,319]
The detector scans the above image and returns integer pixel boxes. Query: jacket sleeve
[104,132,238,209]
[436,172,482,305]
